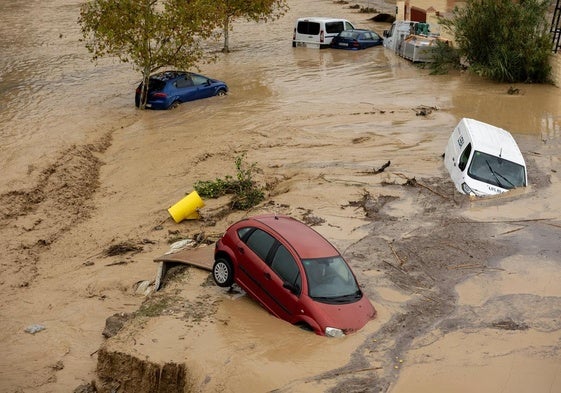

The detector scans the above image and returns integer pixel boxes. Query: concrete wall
[396,0,465,39]
[551,52,561,87]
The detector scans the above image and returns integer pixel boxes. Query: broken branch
[388,240,406,266]
[395,173,451,200]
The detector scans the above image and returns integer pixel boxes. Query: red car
[213,214,376,337]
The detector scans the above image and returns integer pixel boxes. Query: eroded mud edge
[95,348,191,393]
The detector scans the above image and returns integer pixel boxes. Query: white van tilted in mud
[292,17,355,49]
[444,118,527,196]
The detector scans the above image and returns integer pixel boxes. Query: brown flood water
[1,0,560,392]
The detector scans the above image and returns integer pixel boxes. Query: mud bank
[91,163,561,392]
[96,348,189,393]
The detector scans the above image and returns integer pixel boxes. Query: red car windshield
[302,256,361,302]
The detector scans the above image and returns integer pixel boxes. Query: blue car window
[175,76,194,88]
[148,79,166,92]
[191,74,209,86]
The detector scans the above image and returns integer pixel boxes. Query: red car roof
[249,214,340,259]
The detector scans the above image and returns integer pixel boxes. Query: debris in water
[491,318,528,331]
[413,105,438,116]
[24,324,46,334]
[103,241,143,256]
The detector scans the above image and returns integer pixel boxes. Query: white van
[292,17,356,49]
[444,118,527,196]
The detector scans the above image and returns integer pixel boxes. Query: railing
[552,0,561,52]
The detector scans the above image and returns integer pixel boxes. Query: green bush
[428,40,463,75]
[440,0,552,83]
[194,154,265,210]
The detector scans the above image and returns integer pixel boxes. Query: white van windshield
[468,151,526,189]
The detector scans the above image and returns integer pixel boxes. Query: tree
[207,0,289,53]
[440,0,552,83]
[79,0,220,109]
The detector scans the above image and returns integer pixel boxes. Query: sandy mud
[1,0,560,392]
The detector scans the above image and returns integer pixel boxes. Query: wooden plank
[153,245,214,271]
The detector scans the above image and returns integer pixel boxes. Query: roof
[340,29,371,35]
[460,118,525,165]
[252,214,340,259]
[150,71,199,82]
[296,17,350,22]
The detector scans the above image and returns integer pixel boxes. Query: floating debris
[24,324,46,334]
[103,241,143,256]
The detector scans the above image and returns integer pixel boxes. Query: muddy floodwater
[1,0,561,392]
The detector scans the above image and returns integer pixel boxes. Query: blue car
[330,29,383,50]
[135,71,228,110]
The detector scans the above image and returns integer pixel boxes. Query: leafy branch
[194,154,265,210]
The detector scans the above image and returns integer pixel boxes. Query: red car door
[237,229,301,321]
[265,243,303,322]
[235,228,276,311]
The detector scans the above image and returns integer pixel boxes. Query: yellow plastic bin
[168,191,205,223]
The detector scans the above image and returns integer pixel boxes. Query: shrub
[440,0,552,83]
[428,40,463,75]
[194,154,265,210]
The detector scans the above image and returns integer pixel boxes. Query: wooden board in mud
[153,245,214,271]
[153,246,214,291]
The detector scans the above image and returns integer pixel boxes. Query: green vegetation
[79,0,220,109]
[194,154,265,210]
[137,295,179,318]
[428,40,463,75]
[78,0,289,108]
[440,0,551,83]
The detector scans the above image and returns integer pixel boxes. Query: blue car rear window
[148,79,166,91]
[339,31,358,39]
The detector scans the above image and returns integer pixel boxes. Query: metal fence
[553,0,561,52]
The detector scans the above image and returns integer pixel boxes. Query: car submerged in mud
[212,214,376,337]
[135,70,228,110]
[444,118,527,196]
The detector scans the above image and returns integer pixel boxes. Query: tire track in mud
[0,133,112,287]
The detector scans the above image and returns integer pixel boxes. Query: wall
[551,52,561,87]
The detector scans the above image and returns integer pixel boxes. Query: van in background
[293,17,355,49]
